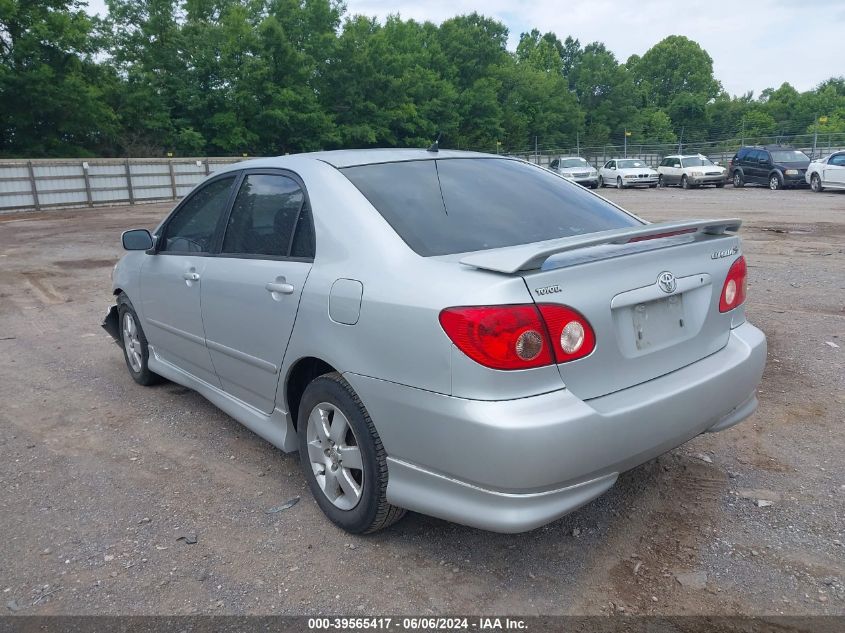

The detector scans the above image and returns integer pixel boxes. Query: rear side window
[342,158,640,257]
[221,174,313,258]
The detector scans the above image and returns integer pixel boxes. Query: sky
[84,0,845,97]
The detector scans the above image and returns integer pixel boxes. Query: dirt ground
[0,185,843,616]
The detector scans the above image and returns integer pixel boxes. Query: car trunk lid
[460,219,743,400]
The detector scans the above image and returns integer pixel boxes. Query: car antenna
[427,131,442,153]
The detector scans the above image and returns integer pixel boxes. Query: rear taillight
[719,256,747,312]
[439,303,595,370]
[439,305,553,370]
[537,304,596,363]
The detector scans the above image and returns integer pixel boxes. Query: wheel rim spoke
[307,439,325,464]
[328,410,349,443]
[337,445,362,470]
[337,468,362,502]
[322,467,340,501]
[309,407,331,444]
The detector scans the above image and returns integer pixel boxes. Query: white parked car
[549,156,599,188]
[658,155,726,189]
[806,151,845,192]
[598,159,658,189]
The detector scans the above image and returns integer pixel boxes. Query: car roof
[219,148,498,171]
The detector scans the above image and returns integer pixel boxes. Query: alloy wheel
[305,402,364,511]
[122,312,142,373]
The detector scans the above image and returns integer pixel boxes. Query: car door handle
[183,272,200,281]
[265,281,294,295]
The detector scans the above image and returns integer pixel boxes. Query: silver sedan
[104,149,766,533]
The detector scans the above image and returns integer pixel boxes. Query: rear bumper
[345,322,766,532]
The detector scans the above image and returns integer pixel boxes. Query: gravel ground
[0,185,843,616]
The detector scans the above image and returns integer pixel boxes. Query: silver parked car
[549,156,599,188]
[103,149,766,534]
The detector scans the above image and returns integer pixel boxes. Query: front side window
[161,176,237,253]
[342,158,640,257]
[605,161,615,169]
[830,153,845,167]
[221,174,312,258]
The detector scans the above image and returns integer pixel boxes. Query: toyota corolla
[103,149,766,534]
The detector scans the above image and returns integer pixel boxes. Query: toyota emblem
[657,271,676,294]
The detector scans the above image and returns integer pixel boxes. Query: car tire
[297,372,406,534]
[589,182,598,189]
[616,177,623,189]
[657,174,664,188]
[716,182,725,188]
[733,171,744,188]
[681,175,690,190]
[117,293,162,386]
[649,184,657,188]
[811,173,823,193]
[769,174,782,190]
[597,175,604,188]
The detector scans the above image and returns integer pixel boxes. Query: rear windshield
[341,158,640,256]
[770,150,809,163]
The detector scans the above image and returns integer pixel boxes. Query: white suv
[658,155,726,189]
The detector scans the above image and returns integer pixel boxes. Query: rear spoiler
[459,218,742,274]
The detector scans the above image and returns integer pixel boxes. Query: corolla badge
[657,271,677,294]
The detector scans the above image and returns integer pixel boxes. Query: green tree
[631,35,720,109]
[570,42,636,144]
[0,0,116,156]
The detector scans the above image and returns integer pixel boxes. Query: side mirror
[673,163,681,168]
[611,166,616,170]
[122,229,154,251]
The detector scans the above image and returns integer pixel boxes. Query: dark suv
[729,145,810,190]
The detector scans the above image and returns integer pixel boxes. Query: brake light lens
[439,303,596,370]
[439,305,553,370]
[719,256,747,312]
[537,304,596,363]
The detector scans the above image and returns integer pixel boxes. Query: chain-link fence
[508,131,845,169]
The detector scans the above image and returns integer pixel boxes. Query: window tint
[559,158,589,168]
[681,157,713,167]
[221,174,307,258]
[829,153,845,166]
[290,203,316,258]
[162,176,236,253]
[550,159,559,169]
[342,158,640,257]
[617,160,646,169]
[770,150,809,163]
